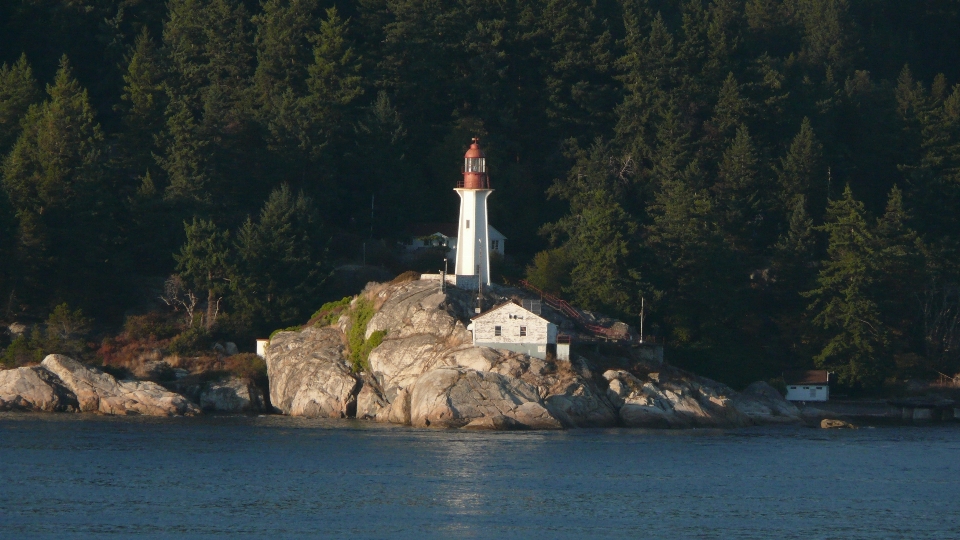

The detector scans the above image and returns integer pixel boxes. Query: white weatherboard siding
[785,385,829,402]
[454,188,493,285]
[472,303,557,346]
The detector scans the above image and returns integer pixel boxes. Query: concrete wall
[476,342,555,360]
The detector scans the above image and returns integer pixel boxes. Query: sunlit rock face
[265,278,800,430]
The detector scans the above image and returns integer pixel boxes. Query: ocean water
[1,414,958,539]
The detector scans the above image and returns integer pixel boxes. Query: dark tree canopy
[2,0,960,389]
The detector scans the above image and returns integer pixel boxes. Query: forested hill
[2,1,960,390]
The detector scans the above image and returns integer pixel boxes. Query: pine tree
[1,56,111,306]
[805,185,889,388]
[873,185,925,349]
[252,0,320,148]
[118,28,167,173]
[713,124,764,245]
[231,185,327,333]
[0,54,39,154]
[776,117,824,210]
[175,218,232,330]
[253,0,319,96]
[707,73,747,144]
[302,7,362,155]
[158,96,211,206]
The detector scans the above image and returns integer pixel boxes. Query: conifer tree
[805,185,889,388]
[776,117,823,210]
[118,28,167,173]
[232,185,327,333]
[708,73,747,143]
[1,56,111,306]
[0,54,39,154]
[873,185,925,346]
[713,124,764,245]
[302,7,362,155]
[158,96,211,206]
[175,218,232,330]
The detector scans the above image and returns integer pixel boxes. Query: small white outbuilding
[784,370,830,402]
[468,301,559,360]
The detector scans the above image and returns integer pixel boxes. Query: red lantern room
[461,138,490,189]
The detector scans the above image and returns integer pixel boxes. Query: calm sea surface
[1,413,958,539]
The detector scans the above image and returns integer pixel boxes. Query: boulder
[266,327,359,418]
[462,415,522,430]
[821,418,856,429]
[199,377,264,413]
[376,386,412,425]
[602,369,752,428]
[409,367,562,429]
[355,373,388,420]
[40,355,200,416]
[732,381,802,424]
[0,366,78,412]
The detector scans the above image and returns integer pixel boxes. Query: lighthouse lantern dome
[461,138,490,189]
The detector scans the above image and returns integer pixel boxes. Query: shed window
[494,326,501,337]
[519,326,526,337]
[491,240,499,250]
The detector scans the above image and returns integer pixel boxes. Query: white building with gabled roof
[468,301,563,360]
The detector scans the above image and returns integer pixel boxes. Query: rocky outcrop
[199,377,264,413]
[366,280,474,395]
[409,367,562,429]
[733,381,802,423]
[40,355,200,416]
[264,278,802,430]
[603,369,801,428]
[0,366,78,412]
[266,326,359,418]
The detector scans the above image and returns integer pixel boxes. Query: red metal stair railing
[518,280,625,340]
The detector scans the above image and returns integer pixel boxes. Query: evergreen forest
[2,0,960,392]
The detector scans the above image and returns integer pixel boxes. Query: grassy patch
[346,296,383,372]
[268,325,301,340]
[307,296,352,327]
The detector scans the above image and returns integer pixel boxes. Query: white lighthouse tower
[454,138,493,286]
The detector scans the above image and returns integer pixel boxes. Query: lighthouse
[454,138,493,286]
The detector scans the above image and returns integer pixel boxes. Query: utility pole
[441,258,447,293]
[370,194,375,239]
[639,297,645,343]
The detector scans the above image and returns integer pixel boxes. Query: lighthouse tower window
[466,220,470,229]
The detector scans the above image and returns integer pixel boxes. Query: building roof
[471,301,549,323]
[784,370,830,385]
[408,222,459,238]
[407,223,506,239]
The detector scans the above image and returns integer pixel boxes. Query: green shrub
[347,296,383,372]
[309,296,352,327]
[168,327,212,355]
[1,332,44,367]
[268,325,301,340]
[124,312,179,341]
[225,353,269,389]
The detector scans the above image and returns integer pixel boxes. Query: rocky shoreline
[263,278,806,429]
[4,278,956,429]
[0,354,262,416]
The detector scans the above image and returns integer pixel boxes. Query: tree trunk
[206,288,217,330]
